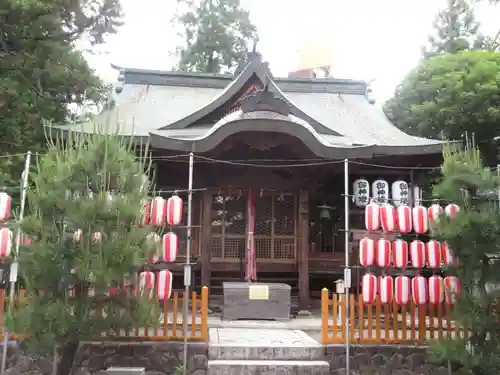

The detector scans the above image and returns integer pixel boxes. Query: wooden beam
[201,191,212,288]
[298,189,310,310]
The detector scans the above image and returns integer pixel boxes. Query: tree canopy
[8,132,156,375]
[384,51,500,164]
[0,0,123,182]
[431,142,500,374]
[174,0,258,73]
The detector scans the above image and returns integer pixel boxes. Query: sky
[84,0,500,103]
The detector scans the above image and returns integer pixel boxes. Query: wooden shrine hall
[61,51,444,311]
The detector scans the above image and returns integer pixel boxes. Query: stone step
[209,344,324,360]
[207,359,330,375]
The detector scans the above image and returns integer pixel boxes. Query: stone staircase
[207,328,329,375]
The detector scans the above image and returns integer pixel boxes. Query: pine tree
[8,131,157,375]
[422,0,486,58]
[174,0,258,73]
[430,142,500,374]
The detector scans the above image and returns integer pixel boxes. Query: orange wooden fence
[0,286,209,342]
[321,288,465,345]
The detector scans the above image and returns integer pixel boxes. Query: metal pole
[182,152,194,373]
[343,158,351,375]
[1,151,31,375]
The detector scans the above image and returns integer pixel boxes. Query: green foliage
[430,142,500,374]
[384,51,500,164]
[174,0,258,73]
[0,0,123,189]
[422,0,489,58]
[7,131,157,356]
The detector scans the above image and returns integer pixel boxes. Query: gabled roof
[60,53,444,158]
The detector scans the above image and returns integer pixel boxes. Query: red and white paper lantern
[138,271,155,297]
[359,237,376,267]
[0,193,12,222]
[380,203,397,232]
[139,200,151,227]
[151,197,167,227]
[410,240,426,269]
[426,240,442,269]
[444,276,461,305]
[92,232,102,243]
[428,275,445,304]
[412,205,428,234]
[411,275,428,305]
[379,276,394,304]
[166,195,183,226]
[445,203,460,218]
[0,228,12,258]
[156,270,173,300]
[441,242,456,265]
[396,205,412,233]
[362,273,377,304]
[162,232,178,263]
[146,232,161,263]
[365,200,380,232]
[427,203,444,224]
[395,275,411,305]
[392,239,409,269]
[376,239,391,268]
[73,229,83,243]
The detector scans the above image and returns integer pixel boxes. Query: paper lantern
[445,203,460,218]
[379,276,394,304]
[442,242,456,265]
[410,240,426,269]
[412,205,428,234]
[156,270,173,300]
[428,275,445,304]
[359,237,375,267]
[162,232,178,263]
[0,192,12,222]
[395,275,411,305]
[138,271,155,297]
[146,232,161,263]
[426,240,442,269]
[392,239,408,269]
[396,205,412,233]
[380,203,397,232]
[391,180,409,207]
[139,200,151,227]
[353,178,370,207]
[365,200,380,231]
[411,275,428,305]
[166,195,183,226]
[362,273,377,304]
[92,232,102,243]
[427,203,443,224]
[372,179,389,203]
[73,229,83,243]
[444,276,461,305]
[151,197,167,227]
[376,239,391,268]
[0,228,12,258]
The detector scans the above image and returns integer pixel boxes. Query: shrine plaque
[248,284,269,300]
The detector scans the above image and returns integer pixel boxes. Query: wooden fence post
[201,286,208,341]
[321,288,329,344]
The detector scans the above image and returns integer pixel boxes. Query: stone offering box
[222,282,291,321]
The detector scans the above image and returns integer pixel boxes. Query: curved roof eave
[152,118,377,159]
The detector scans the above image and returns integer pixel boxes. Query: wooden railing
[321,288,465,345]
[0,286,209,342]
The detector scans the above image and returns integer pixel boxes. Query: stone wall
[0,341,208,375]
[326,345,454,375]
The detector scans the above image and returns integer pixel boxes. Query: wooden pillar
[201,191,212,289]
[298,189,310,311]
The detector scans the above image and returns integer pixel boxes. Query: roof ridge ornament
[240,79,290,116]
